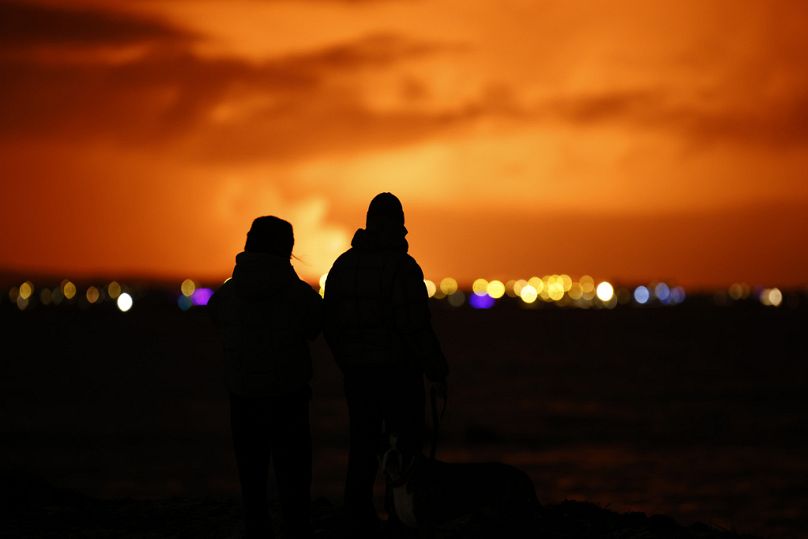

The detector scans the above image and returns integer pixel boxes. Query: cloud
[0,1,194,49]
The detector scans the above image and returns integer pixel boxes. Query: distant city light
[191,287,214,306]
[17,296,28,310]
[505,280,518,298]
[670,286,686,304]
[760,288,783,307]
[633,285,650,304]
[51,286,64,305]
[117,292,133,312]
[520,284,538,304]
[181,278,196,297]
[62,280,77,300]
[729,283,750,300]
[547,276,565,301]
[472,278,489,297]
[596,281,615,302]
[560,274,573,291]
[568,282,583,300]
[19,281,34,300]
[8,286,19,302]
[580,275,595,294]
[655,282,671,303]
[107,281,121,300]
[486,280,505,299]
[447,291,465,307]
[440,277,458,296]
[177,295,193,311]
[469,293,495,309]
[528,276,544,294]
[86,286,101,304]
[513,279,528,296]
[424,279,436,298]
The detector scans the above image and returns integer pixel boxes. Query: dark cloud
[0,1,194,49]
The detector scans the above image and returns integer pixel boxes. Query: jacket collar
[351,225,409,253]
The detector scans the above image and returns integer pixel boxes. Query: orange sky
[1,0,807,287]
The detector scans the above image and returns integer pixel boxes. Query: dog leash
[429,384,447,460]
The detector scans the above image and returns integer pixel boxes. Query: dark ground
[1,292,807,537]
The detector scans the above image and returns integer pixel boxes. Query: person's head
[366,192,405,231]
[244,216,294,258]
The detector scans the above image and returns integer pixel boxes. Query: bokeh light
[670,286,686,304]
[440,277,458,296]
[486,280,505,299]
[8,286,19,302]
[760,288,783,307]
[505,280,517,298]
[568,282,583,300]
[181,278,196,297]
[528,276,544,295]
[19,281,34,300]
[117,292,133,312]
[729,283,751,300]
[472,278,489,297]
[447,291,465,307]
[520,284,538,304]
[191,288,214,306]
[633,285,650,304]
[51,286,64,305]
[177,295,193,311]
[513,279,528,297]
[469,293,495,309]
[62,280,76,300]
[596,281,615,302]
[39,288,52,305]
[424,279,436,298]
[107,281,121,300]
[655,282,671,303]
[86,286,100,304]
[560,274,573,291]
[17,296,28,310]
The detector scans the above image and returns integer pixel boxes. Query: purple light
[469,293,495,309]
[191,287,214,306]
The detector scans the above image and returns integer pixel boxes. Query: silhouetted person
[209,216,321,539]
[323,193,448,537]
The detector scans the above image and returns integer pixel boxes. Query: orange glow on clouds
[1,0,807,287]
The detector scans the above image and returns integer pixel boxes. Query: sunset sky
[1,0,807,288]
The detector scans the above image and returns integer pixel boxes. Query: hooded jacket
[209,252,322,397]
[323,225,448,381]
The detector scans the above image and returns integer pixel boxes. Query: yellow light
[596,281,615,302]
[766,288,783,307]
[19,281,34,300]
[560,274,572,291]
[439,277,458,295]
[424,279,436,298]
[728,283,743,300]
[181,279,196,297]
[117,292,133,312]
[86,286,100,304]
[107,281,121,299]
[63,280,76,300]
[487,280,505,299]
[513,279,527,296]
[547,276,565,301]
[528,276,544,294]
[505,280,517,298]
[447,291,465,307]
[580,275,595,293]
[8,286,19,302]
[520,284,538,304]
[568,282,583,300]
[472,278,489,296]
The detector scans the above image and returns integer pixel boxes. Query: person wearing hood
[209,216,322,539]
[323,193,448,536]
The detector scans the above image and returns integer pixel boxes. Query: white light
[117,292,133,312]
[596,281,614,302]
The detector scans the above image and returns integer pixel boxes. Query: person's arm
[391,257,448,382]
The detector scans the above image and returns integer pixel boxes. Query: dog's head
[380,434,416,486]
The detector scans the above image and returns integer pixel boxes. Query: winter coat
[323,226,448,382]
[208,252,322,397]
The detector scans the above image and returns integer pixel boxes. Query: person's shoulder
[398,253,425,279]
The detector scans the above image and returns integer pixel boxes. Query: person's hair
[244,216,294,258]
[366,192,405,230]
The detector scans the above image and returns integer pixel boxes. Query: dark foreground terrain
[2,472,760,539]
[2,291,807,537]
